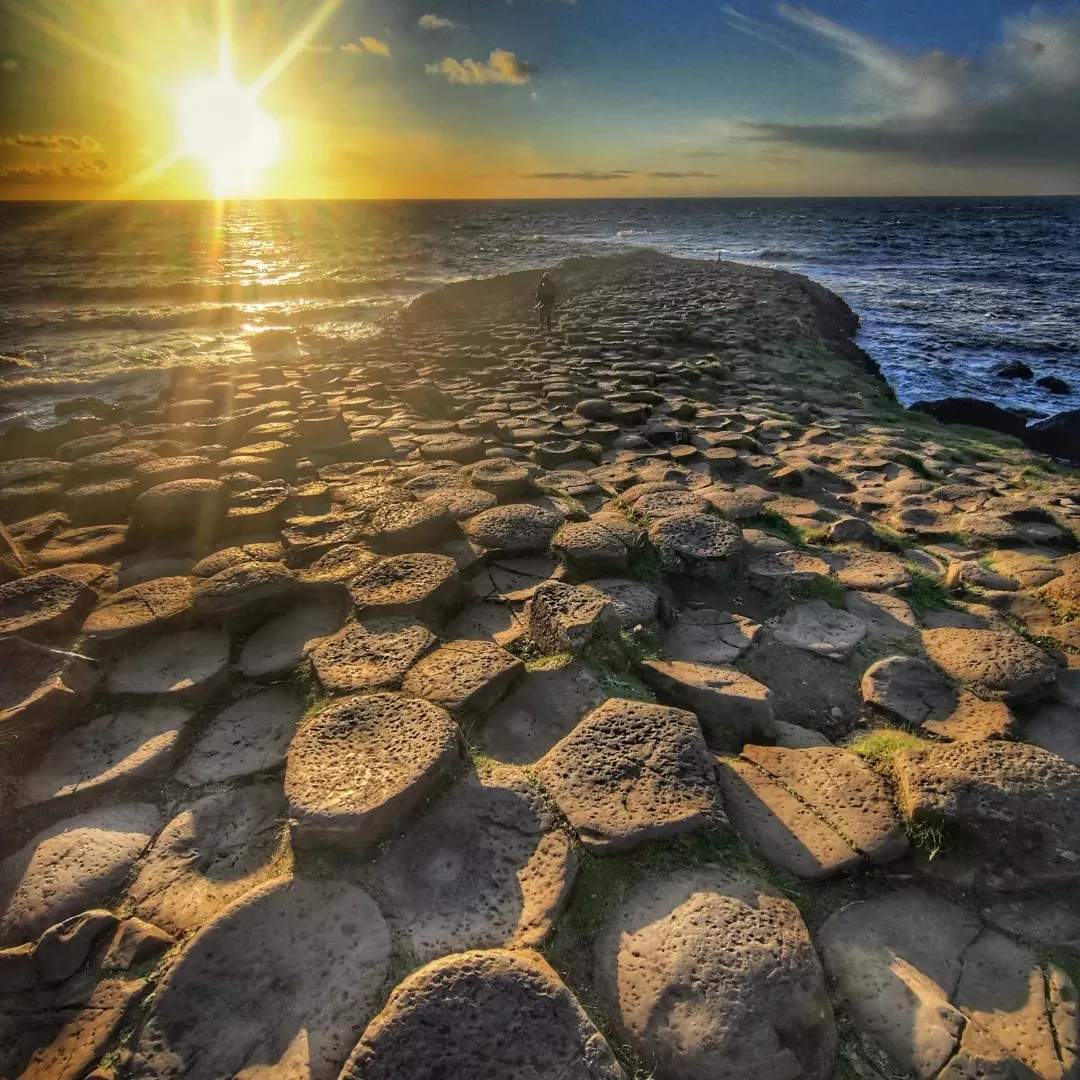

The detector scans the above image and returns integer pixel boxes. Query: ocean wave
[616,228,651,237]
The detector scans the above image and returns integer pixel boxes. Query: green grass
[749,508,805,547]
[891,451,936,480]
[902,566,953,616]
[582,630,662,702]
[849,728,931,766]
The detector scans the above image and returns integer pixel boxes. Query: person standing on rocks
[534,272,557,332]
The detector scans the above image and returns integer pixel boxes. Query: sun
[175,73,282,198]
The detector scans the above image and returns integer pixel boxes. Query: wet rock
[106,628,230,703]
[0,573,96,643]
[286,693,461,852]
[648,511,745,569]
[534,698,724,853]
[192,561,301,632]
[401,638,524,714]
[130,479,229,543]
[524,580,621,655]
[1036,375,1071,394]
[347,552,462,620]
[595,868,836,1080]
[909,397,1028,440]
[18,704,195,809]
[993,360,1034,380]
[921,627,1056,705]
[820,888,1078,1080]
[775,598,868,660]
[664,607,761,664]
[129,784,285,936]
[312,616,437,693]
[0,637,97,746]
[176,687,303,785]
[338,949,623,1080]
[81,576,195,645]
[131,877,392,1080]
[462,502,563,554]
[640,659,776,750]
[237,599,345,680]
[894,741,1080,890]
[0,803,160,946]
[375,764,576,962]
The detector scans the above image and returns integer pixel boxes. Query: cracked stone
[312,616,437,693]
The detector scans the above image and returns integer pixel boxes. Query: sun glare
[175,73,282,198]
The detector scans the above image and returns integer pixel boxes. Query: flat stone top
[921,627,1056,703]
[81,576,195,636]
[0,572,96,640]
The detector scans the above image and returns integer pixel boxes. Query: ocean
[1,197,1078,428]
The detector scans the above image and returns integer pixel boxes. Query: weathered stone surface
[101,916,175,972]
[0,573,96,643]
[462,503,563,554]
[176,687,302,785]
[774,599,868,660]
[375,764,576,962]
[129,784,285,936]
[833,551,911,591]
[582,577,660,629]
[366,498,455,553]
[633,488,712,520]
[18,704,195,808]
[31,909,118,984]
[749,549,832,582]
[193,561,301,632]
[1026,704,1080,765]
[740,745,908,864]
[525,580,620,655]
[664,607,762,665]
[286,693,461,852]
[921,627,1057,705]
[861,655,1017,741]
[401,638,524,714]
[338,949,624,1080]
[534,698,724,853]
[312,616,437,693]
[130,478,228,542]
[468,458,536,500]
[648,511,745,568]
[237,599,345,680]
[34,524,129,568]
[983,895,1080,956]
[552,520,629,574]
[0,804,160,946]
[0,637,97,745]
[131,876,392,1080]
[773,720,833,748]
[820,889,1078,1080]
[594,868,836,1080]
[106,628,230,702]
[640,659,776,750]
[347,552,462,620]
[715,755,863,879]
[478,661,608,763]
[444,600,528,648]
[894,741,1080,890]
[81,576,195,644]
[844,590,918,639]
[295,543,380,595]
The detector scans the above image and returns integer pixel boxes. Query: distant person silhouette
[534,271,556,332]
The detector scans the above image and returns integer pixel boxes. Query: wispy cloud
[304,43,335,54]
[0,159,112,185]
[427,49,537,85]
[646,171,717,178]
[742,6,1080,169]
[3,133,102,153]
[343,36,391,57]
[524,169,633,181]
[418,14,456,31]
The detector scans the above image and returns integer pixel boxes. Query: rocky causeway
[1,250,1079,1080]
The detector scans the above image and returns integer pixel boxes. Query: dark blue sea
[1,197,1078,426]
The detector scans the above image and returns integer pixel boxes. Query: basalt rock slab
[18,704,195,809]
[347,552,462,621]
[337,949,624,1080]
[237,599,346,681]
[106,628,230,703]
[400,638,524,714]
[0,572,96,643]
[311,616,437,693]
[663,607,762,665]
[0,803,161,947]
[832,550,911,591]
[524,580,620,655]
[582,577,661,629]
[130,478,229,543]
[893,741,1080,890]
[81,576,196,645]
[34,524,129,568]
[0,637,98,746]
[551,520,630,574]
[774,599,868,660]
[844,590,918,639]
[129,783,285,936]
[462,502,564,555]
[647,511,745,569]
[192,561,301,632]
[375,764,577,962]
[131,876,392,1080]
[594,868,837,1080]
[366,499,456,553]
[176,687,303,785]
[534,698,724,853]
[285,693,461,852]
[1026,704,1080,766]
[921,628,1057,705]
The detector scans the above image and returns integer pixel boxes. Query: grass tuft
[581,630,663,702]
[849,728,931,766]
[903,566,953,615]
[891,452,936,480]
[750,508,806,547]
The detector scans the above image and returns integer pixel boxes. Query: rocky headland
[1,250,1079,1080]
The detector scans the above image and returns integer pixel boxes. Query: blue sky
[1,0,1079,196]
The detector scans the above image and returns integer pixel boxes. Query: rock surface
[400,638,524,714]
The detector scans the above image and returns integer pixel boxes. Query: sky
[1,0,1079,199]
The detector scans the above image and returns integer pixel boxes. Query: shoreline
[2,249,1080,1080]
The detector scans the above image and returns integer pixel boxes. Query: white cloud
[343,36,392,57]
[418,14,456,31]
[426,48,537,85]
